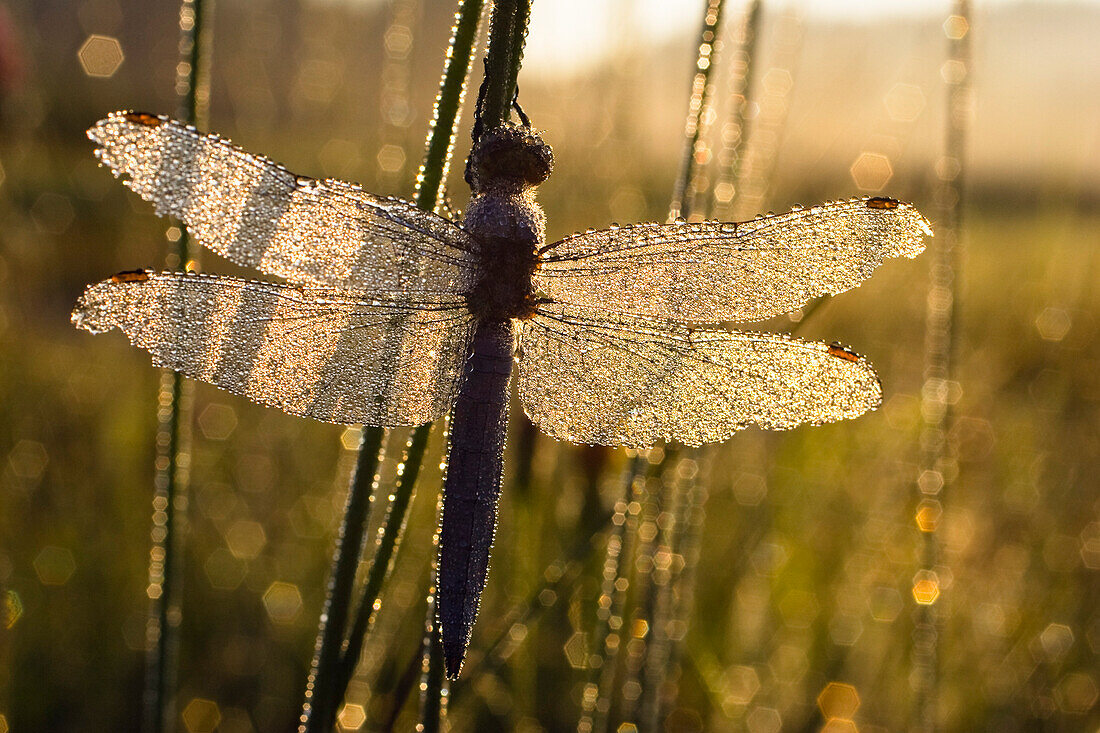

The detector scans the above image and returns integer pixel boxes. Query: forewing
[518,305,882,447]
[72,271,475,426]
[88,112,476,295]
[535,197,931,323]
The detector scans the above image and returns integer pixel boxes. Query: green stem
[335,425,431,692]
[479,0,529,135]
[419,617,449,733]
[145,2,213,731]
[416,0,488,211]
[301,428,384,733]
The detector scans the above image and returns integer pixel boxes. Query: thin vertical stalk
[668,0,726,222]
[725,9,800,221]
[912,2,969,730]
[416,0,488,211]
[479,0,529,136]
[336,426,430,692]
[301,429,385,733]
[419,455,449,733]
[630,3,727,727]
[710,0,761,220]
[635,453,675,733]
[144,2,212,731]
[592,459,647,733]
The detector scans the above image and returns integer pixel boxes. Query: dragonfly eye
[468,125,553,191]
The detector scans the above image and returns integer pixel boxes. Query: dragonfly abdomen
[438,318,514,678]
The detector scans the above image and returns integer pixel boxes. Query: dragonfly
[72,111,931,678]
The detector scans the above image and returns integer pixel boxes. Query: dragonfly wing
[88,112,477,295]
[72,271,475,426]
[535,197,931,323]
[518,304,882,447]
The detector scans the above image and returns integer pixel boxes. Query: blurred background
[1,0,1098,730]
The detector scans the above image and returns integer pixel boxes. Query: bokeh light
[77,34,124,77]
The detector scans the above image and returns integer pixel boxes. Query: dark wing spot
[110,269,152,283]
[866,196,900,210]
[121,112,164,127]
[827,343,861,362]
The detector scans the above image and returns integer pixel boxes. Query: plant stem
[336,426,431,692]
[416,0,488,211]
[913,1,969,729]
[478,0,530,135]
[710,0,761,221]
[144,2,212,731]
[668,0,726,221]
[419,609,449,733]
[301,427,384,733]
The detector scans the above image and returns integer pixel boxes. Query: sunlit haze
[526,0,1095,72]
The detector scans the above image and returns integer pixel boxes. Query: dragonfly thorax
[463,126,553,322]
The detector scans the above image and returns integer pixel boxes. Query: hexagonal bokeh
[762,68,793,97]
[181,698,221,733]
[376,144,406,174]
[7,439,48,481]
[263,581,303,624]
[732,472,767,506]
[225,519,267,560]
[30,192,75,234]
[769,644,808,685]
[745,706,781,733]
[912,570,940,605]
[340,426,362,451]
[337,703,367,731]
[1035,307,1071,341]
[383,24,413,57]
[869,585,903,622]
[828,613,864,647]
[916,499,943,532]
[78,34,124,78]
[817,681,861,720]
[940,59,967,85]
[820,720,858,733]
[850,152,893,192]
[722,665,761,706]
[750,541,788,577]
[563,630,588,669]
[33,545,76,586]
[884,83,926,122]
[943,14,969,40]
[1038,622,1074,662]
[198,403,238,440]
[204,548,248,591]
[1055,672,1098,714]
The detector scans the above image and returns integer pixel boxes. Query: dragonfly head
[466,125,553,193]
